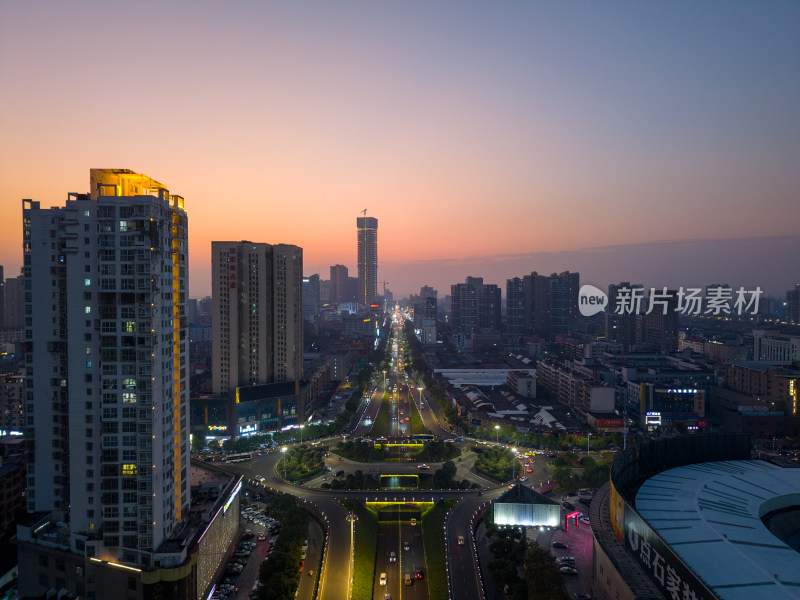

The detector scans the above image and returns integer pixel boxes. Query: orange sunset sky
[1,1,798,298]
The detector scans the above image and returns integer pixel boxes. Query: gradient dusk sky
[1,1,798,298]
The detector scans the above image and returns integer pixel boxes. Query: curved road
[221,313,528,600]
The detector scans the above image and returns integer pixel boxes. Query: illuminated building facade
[20,170,190,575]
[356,216,378,305]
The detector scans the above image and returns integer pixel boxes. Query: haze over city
[1,1,798,297]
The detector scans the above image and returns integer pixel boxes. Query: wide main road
[374,518,427,600]
[229,449,495,600]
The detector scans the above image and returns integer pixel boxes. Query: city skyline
[1,1,798,298]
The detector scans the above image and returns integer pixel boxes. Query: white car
[389,552,396,563]
[379,573,387,586]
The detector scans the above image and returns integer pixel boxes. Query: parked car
[560,566,578,575]
[552,541,568,549]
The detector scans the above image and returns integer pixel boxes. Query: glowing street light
[281,446,287,479]
[511,447,517,480]
[495,425,500,445]
[300,424,305,444]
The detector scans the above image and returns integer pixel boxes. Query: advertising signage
[624,503,715,600]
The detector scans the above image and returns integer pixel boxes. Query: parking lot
[206,504,282,600]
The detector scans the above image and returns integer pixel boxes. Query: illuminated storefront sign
[224,479,242,514]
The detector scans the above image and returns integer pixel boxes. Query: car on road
[552,541,568,549]
[417,464,430,469]
[404,573,412,585]
[580,516,590,525]
[379,573,387,586]
[573,594,594,600]
[457,536,465,545]
[560,566,578,576]
[389,552,396,563]
[415,570,424,579]
[555,556,576,564]
[410,518,416,526]
[403,541,410,551]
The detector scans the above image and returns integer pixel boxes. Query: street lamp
[281,446,287,479]
[511,447,517,480]
[300,424,305,445]
[587,432,591,454]
[495,425,500,446]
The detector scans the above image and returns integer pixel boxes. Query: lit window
[85,278,91,286]
[122,464,137,476]
[85,306,91,314]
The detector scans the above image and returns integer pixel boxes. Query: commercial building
[19,169,190,588]
[356,215,378,305]
[592,434,800,600]
[752,329,800,363]
[211,241,303,396]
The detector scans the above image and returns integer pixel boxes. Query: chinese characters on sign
[614,286,762,316]
[625,507,714,600]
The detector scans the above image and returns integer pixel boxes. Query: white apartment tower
[212,241,303,396]
[22,169,190,562]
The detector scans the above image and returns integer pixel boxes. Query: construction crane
[379,280,389,295]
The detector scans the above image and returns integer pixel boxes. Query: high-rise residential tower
[330,264,349,303]
[212,241,303,397]
[21,169,190,560]
[356,215,378,305]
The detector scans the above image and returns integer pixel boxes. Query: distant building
[505,277,526,338]
[212,241,303,396]
[3,272,23,329]
[787,283,800,324]
[451,277,502,344]
[330,264,349,304]
[605,282,641,348]
[753,329,800,363]
[303,274,320,321]
[640,289,679,353]
[356,215,378,305]
[0,373,24,434]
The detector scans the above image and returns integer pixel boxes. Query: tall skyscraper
[356,215,378,305]
[330,264,349,303]
[21,169,189,560]
[212,241,303,396]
